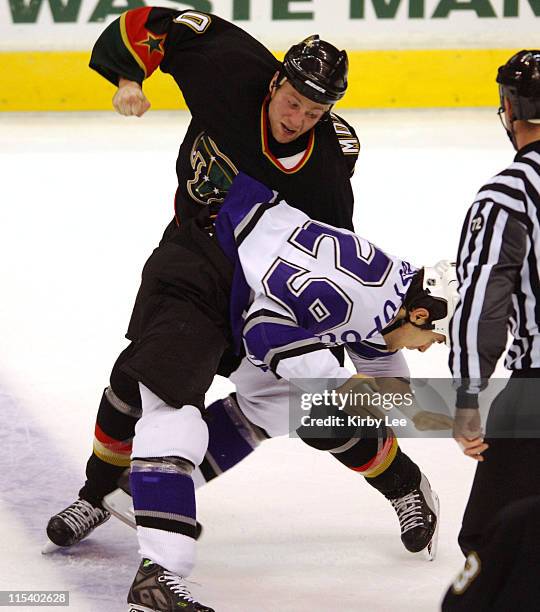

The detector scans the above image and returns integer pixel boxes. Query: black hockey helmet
[279,35,348,105]
[497,50,540,122]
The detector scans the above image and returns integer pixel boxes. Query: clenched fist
[113,78,151,117]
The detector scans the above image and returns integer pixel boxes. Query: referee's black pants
[459,369,540,555]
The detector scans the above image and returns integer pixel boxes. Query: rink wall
[0,0,536,110]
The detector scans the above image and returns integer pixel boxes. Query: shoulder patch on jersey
[330,114,360,156]
[470,214,484,233]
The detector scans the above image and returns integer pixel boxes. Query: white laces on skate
[391,491,425,534]
[57,499,107,539]
[158,572,196,603]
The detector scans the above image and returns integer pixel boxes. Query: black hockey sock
[78,379,141,507]
[79,457,129,508]
[364,448,421,500]
[330,436,380,469]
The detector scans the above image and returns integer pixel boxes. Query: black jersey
[442,496,540,612]
[90,7,359,231]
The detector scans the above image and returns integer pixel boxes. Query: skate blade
[128,604,155,612]
[41,540,62,554]
[423,490,440,562]
[103,488,136,529]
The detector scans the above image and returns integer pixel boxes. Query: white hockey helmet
[422,260,459,345]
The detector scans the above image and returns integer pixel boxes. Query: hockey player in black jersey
[46,6,359,555]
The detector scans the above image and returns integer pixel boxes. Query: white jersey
[216,173,418,382]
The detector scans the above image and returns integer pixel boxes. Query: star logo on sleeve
[137,33,166,56]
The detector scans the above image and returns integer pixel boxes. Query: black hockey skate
[128,558,215,612]
[46,498,110,547]
[390,473,439,560]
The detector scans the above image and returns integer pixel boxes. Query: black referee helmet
[497,50,540,122]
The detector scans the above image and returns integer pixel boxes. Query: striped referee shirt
[449,141,540,407]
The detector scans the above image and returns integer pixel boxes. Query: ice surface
[0,109,511,611]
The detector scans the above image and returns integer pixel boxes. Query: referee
[449,50,540,556]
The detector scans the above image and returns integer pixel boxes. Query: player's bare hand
[113,79,151,117]
[413,410,454,431]
[453,408,489,461]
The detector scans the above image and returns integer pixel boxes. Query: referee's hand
[453,408,489,461]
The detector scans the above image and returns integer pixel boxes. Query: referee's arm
[449,200,527,408]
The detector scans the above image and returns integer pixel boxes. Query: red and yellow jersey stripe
[119,7,167,80]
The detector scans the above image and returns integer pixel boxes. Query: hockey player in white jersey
[49,171,456,611]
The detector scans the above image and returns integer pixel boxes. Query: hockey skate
[127,558,214,612]
[44,499,110,552]
[390,473,439,561]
